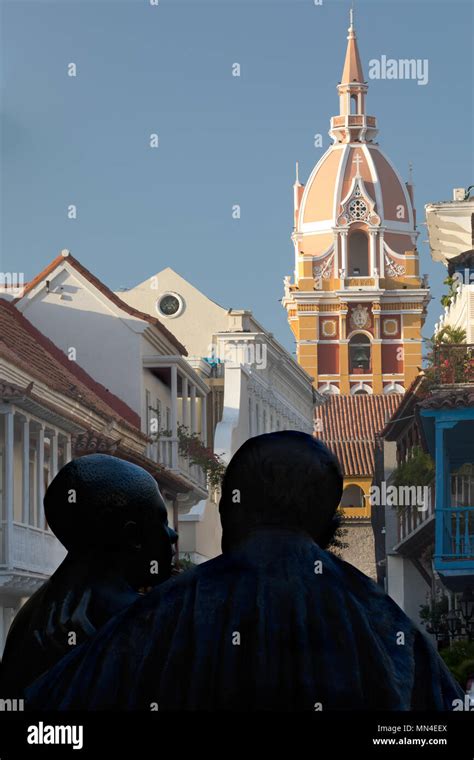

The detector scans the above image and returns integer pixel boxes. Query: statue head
[44,454,176,588]
[219,431,343,552]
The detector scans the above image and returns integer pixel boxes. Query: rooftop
[315,393,403,477]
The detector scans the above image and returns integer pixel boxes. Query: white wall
[119,267,229,359]
[436,284,474,343]
[386,554,428,629]
[19,267,144,414]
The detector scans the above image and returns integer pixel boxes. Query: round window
[156,293,183,318]
[348,199,368,220]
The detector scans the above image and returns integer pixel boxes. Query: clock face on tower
[348,198,368,220]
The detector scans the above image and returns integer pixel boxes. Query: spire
[341,7,364,85]
[294,161,302,187]
[330,11,377,144]
[293,161,303,225]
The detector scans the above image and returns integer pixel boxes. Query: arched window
[350,94,357,114]
[349,333,371,374]
[348,231,369,276]
[340,484,366,509]
[319,383,340,395]
[384,382,405,395]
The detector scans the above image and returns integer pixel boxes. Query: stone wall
[340,521,377,580]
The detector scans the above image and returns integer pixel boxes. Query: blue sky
[1,0,473,354]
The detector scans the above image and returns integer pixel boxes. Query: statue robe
[26,530,463,711]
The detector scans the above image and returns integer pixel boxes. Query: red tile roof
[0,302,195,495]
[315,394,403,476]
[419,386,474,410]
[0,299,141,429]
[14,252,187,356]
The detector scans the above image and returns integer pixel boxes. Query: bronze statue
[27,433,463,710]
[0,453,176,697]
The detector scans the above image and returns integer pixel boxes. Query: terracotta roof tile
[14,252,187,356]
[0,300,141,429]
[315,394,403,476]
[419,387,474,410]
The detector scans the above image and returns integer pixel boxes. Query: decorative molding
[384,252,406,278]
[349,303,371,330]
[382,318,398,336]
[321,320,337,337]
[313,252,335,280]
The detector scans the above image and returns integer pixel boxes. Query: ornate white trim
[383,382,405,394]
[350,382,373,395]
[313,252,335,280]
[319,382,340,395]
[384,252,406,278]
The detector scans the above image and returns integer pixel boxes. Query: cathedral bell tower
[283,10,429,398]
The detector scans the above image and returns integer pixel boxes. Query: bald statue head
[219,431,343,552]
[44,454,177,588]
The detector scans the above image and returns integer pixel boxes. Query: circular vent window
[156,293,184,318]
[348,199,368,220]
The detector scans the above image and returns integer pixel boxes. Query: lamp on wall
[460,589,474,625]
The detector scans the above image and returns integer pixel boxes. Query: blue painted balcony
[437,505,474,570]
[419,344,474,590]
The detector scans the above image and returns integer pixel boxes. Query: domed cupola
[283,10,430,399]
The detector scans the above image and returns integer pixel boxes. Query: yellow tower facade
[282,12,430,579]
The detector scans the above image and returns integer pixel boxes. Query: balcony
[0,522,66,584]
[155,437,207,491]
[330,115,377,129]
[398,485,435,548]
[143,356,209,499]
[438,506,474,564]
[418,369,474,587]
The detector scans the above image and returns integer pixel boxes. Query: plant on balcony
[175,424,227,489]
[440,275,460,309]
[392,446,435,506]
[424,327,469,387]
[149,411,227,490]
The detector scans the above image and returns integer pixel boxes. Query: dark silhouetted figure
[26,433,463,710]
[0,454,176,698]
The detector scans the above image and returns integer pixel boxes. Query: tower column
[339,303,349,394]
[379,231,385,278]
[369,231,377,276]
[340,231,348,280]
[372,304,383,393]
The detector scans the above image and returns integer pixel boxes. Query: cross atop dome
[353,153,363,176]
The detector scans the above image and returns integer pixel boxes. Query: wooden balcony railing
[439,506,474,561]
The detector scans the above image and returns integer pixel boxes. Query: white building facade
[0,299,157,654]
[119,267,319,561]
[13,252,210,531]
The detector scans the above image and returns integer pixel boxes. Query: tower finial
[348,3,355,37]
[295,161,300,184]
